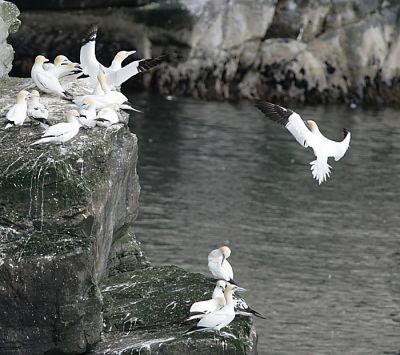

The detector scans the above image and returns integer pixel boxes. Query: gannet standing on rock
[31,110,81,146]
[208,246,236,284]
[187,280,227,321]
[4,90,31,129]
[31,55,72,98]
[27,90,49,127]
[95,104,120,127]
[254,100,351,185]
[78,97,97,128]
[185,283,242,335]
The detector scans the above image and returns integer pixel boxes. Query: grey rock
[0,1,20,78]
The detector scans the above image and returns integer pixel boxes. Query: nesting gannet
[254,100,351,185]
[31,55,72,98]
[44,55,82,79]
[95,104,120,127]
[78,97,97,128]
[27,90,50,127]
[208,246,236,284]
[31,110,81,145]
[233,297,266,319]
[4,90,30,129]
[187,280,227,321]
[80,25,166,89]
[185,283,242,335]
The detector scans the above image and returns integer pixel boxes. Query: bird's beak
[127,50,136,56]
[221,255,225,266]
[44,58,50,63]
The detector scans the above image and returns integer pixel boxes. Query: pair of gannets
[80,24,167,90]
[254,100,351,185]
[31,55,73,98]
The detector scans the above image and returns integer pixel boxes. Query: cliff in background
[9,0,400,104]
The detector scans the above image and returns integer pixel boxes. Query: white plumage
[31,110,81,145]
[78,97,97,128]
[254,100,351,185]
[44,55,82,79]
[31,55,71,97]
[27,90,49,126]
[95,104,120,127]
[5,90,30,129]
[208,246,234,283]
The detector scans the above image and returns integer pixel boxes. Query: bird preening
[3,24,168,145]
[253,100,351,185]
[185,246,266,336]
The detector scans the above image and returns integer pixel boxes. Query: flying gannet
[31,55,72,98]
[208,246,236,284]
[31,109,81,145]
[27,90,50,127]
[254,100,351,185]
[4,90,31,129]
[185,283,243,335]
[187,280,227,321]
[80,24,167,89]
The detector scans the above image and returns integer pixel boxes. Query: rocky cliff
[9,0,400,104]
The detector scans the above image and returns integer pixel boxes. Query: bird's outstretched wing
[254,100,313,148]
[108,54,168,87]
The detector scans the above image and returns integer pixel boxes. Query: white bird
[4,90,30,129]
[185,283,242,335]
[78,97,97,128]
[208,246,235,284]
[31,55,72,98]
[44,55,82,79]
[27,90,49,127]
[31,110,81,145]
[80,24,166,89]
[95,104,120,127]
[254,100,351,184]
[187,280,227,321]
[72,73,129,109]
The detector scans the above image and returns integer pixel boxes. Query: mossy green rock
[91,265,257,354]
[0,78,143,354]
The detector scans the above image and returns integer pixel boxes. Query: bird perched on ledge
[254,100,351,185]
[4,90,31,129]
[208,246,236,284]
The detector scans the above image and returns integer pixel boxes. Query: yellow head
[216,280,226,290]
[83,97,96,106]
[307,120,318,131]
[16,90,30,102]
[30,89,40,97]
[34,55,49,65]
[114,50,136,62]
[66,109,80,123]
[219,246,231,259]
[54,55,68,66]
[110,103,120,112]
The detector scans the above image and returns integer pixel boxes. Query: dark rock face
[9,0,400,103]
[0,77,142,354]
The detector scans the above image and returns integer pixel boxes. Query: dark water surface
[129,93,400,355]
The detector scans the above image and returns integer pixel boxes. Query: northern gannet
[95,104,120,127]
[44,55,82,79]
[80,24,166,89]
[187,280,227,321]
[208,246,236,284]
[78,97,97,128]
[31,55,72,98]
[254,100,351,185]
[185,283,241,335]
[27,90,50,127]
[31,110,81,145]
[4,90,30,129]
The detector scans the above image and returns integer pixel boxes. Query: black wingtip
[253,100,293,126]
[343,128,349,138]
[184,326,206,334]
[82,24,98,45]
[137,54,169,72]
[63,91,74,99]
[252,309,267,319]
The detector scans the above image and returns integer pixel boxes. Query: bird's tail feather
[184,326,207,334]
[310,159,331,185]
[30,137,52,145]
